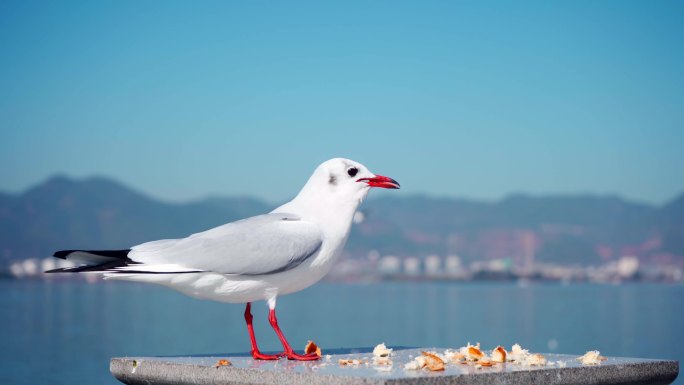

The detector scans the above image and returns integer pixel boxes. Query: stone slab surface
[111,347,679,385]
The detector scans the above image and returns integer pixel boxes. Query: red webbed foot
[251,350,281,360]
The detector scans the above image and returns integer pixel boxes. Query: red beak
[357,175,400,189]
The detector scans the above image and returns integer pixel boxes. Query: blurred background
[1,1,682,384]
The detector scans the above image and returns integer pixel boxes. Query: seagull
[47,158,399,361]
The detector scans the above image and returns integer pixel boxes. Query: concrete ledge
[111,347,679,385]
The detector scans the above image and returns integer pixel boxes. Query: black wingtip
[52,249,132,260]
[53,250,75,259]
[44,259,137,274]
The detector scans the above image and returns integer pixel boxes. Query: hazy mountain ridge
[0,176,271,265]
[1,176,682,267]
[348,192,676,266]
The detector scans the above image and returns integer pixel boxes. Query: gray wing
[127,213,323,275]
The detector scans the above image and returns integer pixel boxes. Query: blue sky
[1,1,683,205]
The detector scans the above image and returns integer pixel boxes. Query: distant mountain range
[1,176,683,269]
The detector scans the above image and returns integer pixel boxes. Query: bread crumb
[373,343,393,357]
[508,343,530,362]
[459,343,485,361]
[214,359,231,368]
[304,340,322,358]
[467,346,485,361]
[422,351,446,371]
[526,353,547,366]
[444,349,466,363]
[477,359,495,367]
[491,346,507,363]
[338,358,364,366]
[578,350,605,365]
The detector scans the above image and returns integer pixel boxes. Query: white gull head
[275,158,400,225]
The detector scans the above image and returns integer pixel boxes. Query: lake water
[0,279,681,385]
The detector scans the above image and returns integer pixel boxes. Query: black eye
[347,167,358,177]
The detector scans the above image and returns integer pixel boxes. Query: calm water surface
[0,280,681,385]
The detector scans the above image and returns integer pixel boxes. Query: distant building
[617,256,639,278]
[377,255,401,275]
[366,250,380,263]
[10,257,75,278]
[404,257,421,276]
[445,255,462,275]
[424,255,441,276]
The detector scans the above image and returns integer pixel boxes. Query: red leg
[244,302,280,360]
[268,308,320,361]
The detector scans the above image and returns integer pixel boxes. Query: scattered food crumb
[466,345,485,361]
[304,340,322,358]
[214,359,232,368]
[508,343,529,362]
[338,358,364,366]
[341,342,604,371]
[578,350,606,365]
[526,353,547,366]
[444,349,466,363]
[477,359,495,367]
[373,343,393,357]
[422,351,446,371]
[491,346,507,363]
